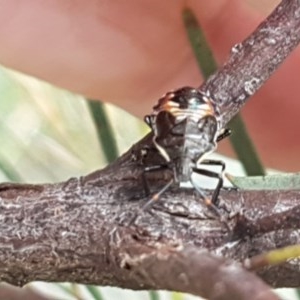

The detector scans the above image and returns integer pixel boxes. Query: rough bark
[0,133,298,300]
[202,0,300,127]
[2,0,300,299]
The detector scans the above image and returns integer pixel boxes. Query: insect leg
[142,164,169,196]
[140,178,174,211]
[129,163,174,225]
[190,174,222,218]
[191,164,230,231]
[129,177,174,225]
[193,159,225,206]
[217,128,231,142]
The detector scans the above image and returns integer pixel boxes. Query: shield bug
[131,86,230,223]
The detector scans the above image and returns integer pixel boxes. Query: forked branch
[1,0,300,299]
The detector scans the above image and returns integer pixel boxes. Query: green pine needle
[87,100,119,163]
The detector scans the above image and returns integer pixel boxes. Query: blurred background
[0,66,145,183]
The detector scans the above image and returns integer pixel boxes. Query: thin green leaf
[0,156,22,181]
[245,244,300,270]
[86,285,105,300]
[148,290,160,300]
[71,283,83,300]
[182,7,265,176]
[57,283,73,295]
[227,172,300,190]
[87,100,119,163]
[171,292,184,300]
[182,8,217,78]
[1,125,58,181]
[228,115,265,176]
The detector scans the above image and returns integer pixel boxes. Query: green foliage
[87,101,119,163]
[149,290,160,300]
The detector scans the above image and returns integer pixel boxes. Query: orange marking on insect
[153,194,160,201]
[204,198,212,206]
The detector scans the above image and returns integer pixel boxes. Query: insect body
[146,87,220,182]
[132,86,230,222]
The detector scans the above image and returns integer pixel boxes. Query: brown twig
[202,0,300,127]
[0,134,298,299]
[1,0,300,299]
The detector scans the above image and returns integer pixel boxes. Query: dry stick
[0,136,300,299]
[201,0,300,127]
[1,0,300,299]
